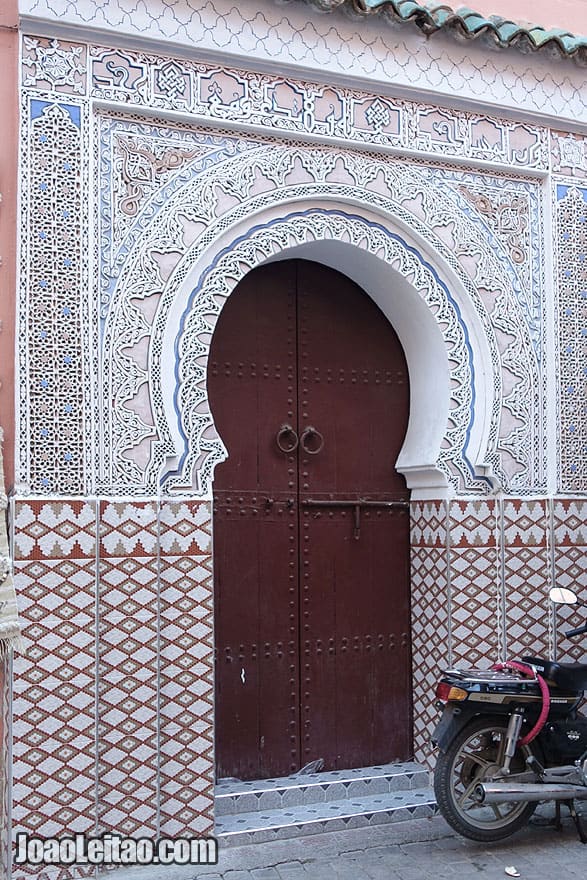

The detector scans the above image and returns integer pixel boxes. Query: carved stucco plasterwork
[18,95,91,495]
[157,208,476,497]
[19,0,587,124]
[97,116,544,498]
[98,127,258,317]
[554,182,587,492]
[17,36,548,500]
[22,36,552,173]
[22,35,87,95]
[551,131,587,181]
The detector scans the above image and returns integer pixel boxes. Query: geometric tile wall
[552,499,587,662]
[0,657,9,880]
[502,499,551,661]
[12,494,584,839]
[410,496,586,768]
[11,499,213,879]
[449,500,500,668]
[410,501,449,769]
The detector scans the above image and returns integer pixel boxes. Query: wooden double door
[208,259,412,781]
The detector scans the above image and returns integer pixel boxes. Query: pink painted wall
[473,0,587,33]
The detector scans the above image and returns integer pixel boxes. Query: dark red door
[209,260,411,781]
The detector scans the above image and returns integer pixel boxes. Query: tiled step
[215,761,429,815]
[215,762,436,845]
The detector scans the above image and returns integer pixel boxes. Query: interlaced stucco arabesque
[22,36,552,173]
[100,135,541,497]
[16,33,550,498]
[160,210,474,497]
[19,99,90,496]
[555,184,587,492]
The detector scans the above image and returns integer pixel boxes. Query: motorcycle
[432,586,587,843]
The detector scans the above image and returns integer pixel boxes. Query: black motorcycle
[432,587,587,843]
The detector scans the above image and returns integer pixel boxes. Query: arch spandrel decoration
[100,138,542,498]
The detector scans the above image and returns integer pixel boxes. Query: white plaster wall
[19,0,587,127]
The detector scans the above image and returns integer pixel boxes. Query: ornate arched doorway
[208,259,412,781]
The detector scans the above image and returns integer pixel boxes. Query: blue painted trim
[164,208,488,487]
[30,99,81,128]
[557,184,587,203]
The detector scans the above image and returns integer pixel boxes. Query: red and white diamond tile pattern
[503,500,551,660]
[552,499,586,549]
[410,501,446,549]
[411,546,450,768]
[13,501,96,560]
[159,500,212,556]
[10,494,584,851]
[13,862,94,880]
[450,548,500,666]
[159,563,214,834]
[552,499,586,662]
[97,500,215,837]
[449,500,500,667]
[159,502,214,837]
[11,497,216,876]
[410,501,449,767]
[99,501,159,558]
[98,502,160,837]
[449,499,497,549]
[1,656,11,880]
[12,501,98,880]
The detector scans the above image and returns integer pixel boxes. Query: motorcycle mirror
[549,586,578,605]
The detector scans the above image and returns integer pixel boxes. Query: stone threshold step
[216,787,437,845]
[215,761,429,815]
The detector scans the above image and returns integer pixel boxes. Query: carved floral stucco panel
[98,116,543,498]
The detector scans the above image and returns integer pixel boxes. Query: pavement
[116,807,587,880]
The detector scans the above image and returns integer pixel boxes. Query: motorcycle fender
[432,705,472,752]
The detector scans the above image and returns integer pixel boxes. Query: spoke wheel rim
[449,723,531,831]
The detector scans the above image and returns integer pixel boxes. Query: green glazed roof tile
[309,0,587,63]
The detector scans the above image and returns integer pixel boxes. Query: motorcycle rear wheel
[434,715,538,842]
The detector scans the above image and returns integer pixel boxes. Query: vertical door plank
[209,263,300,779]
[297,260,412,769]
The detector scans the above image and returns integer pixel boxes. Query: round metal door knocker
[276,423,299,453]
[300,426,324,455]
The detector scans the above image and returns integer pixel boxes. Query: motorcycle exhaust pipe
[475,782,587,804]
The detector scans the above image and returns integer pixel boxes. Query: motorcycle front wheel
[434,715,537,842]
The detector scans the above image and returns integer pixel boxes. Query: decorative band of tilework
[409,497,587,765]
[11,497,214,873]
[21,35,552,170]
